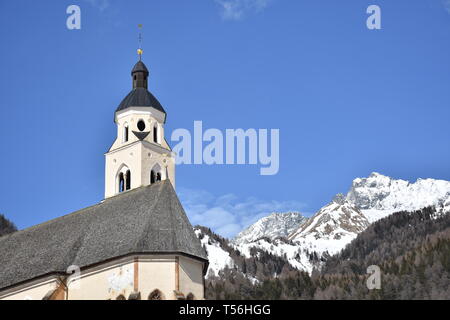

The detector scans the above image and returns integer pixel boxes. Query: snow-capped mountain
[287,172,450,256]
[234,212,307,244]
[198,172,450,276]
[347,172,450,222]
[288,194,370,255]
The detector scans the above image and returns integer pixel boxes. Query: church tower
[0,40,207,301]
[104,55,175,198]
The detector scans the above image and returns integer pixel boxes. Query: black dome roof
[116,60,166,115]
[116,87,166,114]
[131,61,149,75]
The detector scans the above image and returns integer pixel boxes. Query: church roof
[116,87,166,114]
[0,181,207,291]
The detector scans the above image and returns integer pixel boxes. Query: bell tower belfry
[104,50,175,198]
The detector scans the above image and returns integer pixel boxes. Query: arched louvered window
[150,164,163,184]
[153,124,158,144]
[150,170,156,184]
[186,293,195,300]
[117,165,131,194]
[118,172,125,193]
[125,170,131,190]
[123,124,129,143]
[148,289,164,300]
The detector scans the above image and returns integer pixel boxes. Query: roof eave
[114,106,167,124]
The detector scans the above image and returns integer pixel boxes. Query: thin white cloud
[215,0,271,21]
[83,0,110,12]
[178,186,306,239]
[445,0,450,14]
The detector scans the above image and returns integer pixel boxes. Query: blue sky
[1,0,450,238]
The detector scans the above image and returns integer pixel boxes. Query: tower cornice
[105,140,173,157]
[115,106,166,124]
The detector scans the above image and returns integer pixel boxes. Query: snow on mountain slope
[234,212,307,244]
[347,172,450,222]
[194,229,234,277]
[289,195,370,255]
[236,238,317,273]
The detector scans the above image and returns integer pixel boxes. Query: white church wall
[66,255,201,300]
[179,256,205,300]
[67,259,135,300]
[140,143,176,189]
[111,108,166,151]
[0,277,60,300]
[105,142,142,198]
[138,255,177,300]
[0,254,204,300]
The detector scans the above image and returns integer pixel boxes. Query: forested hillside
[0,214,17,237]
[205,207,450,300]
[197,226,297,281]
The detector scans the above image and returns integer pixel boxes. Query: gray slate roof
[116,87,166,114]
[0,180,207,290]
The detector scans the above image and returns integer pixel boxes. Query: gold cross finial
[137,24,143,60]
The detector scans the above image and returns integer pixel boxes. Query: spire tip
[137,24,143,60]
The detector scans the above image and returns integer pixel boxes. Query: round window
[137,120,146,132]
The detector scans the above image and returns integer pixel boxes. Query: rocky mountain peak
[332,193,346,205]
[347,173,450,216]
[234,212,307,244]
[288,197,370,254]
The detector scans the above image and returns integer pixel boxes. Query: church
[0,52,208,300]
